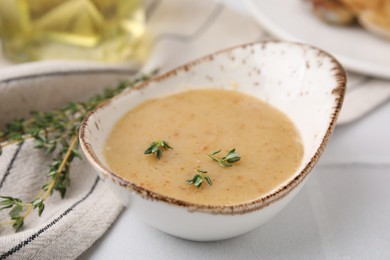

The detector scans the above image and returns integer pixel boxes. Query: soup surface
[104,89,303,206]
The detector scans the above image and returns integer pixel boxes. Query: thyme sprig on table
[0,70,157,232]
[208,148,241,167]
[186,169,212,189]
[144,140,173,160]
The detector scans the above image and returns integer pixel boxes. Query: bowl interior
[80,41,345,207]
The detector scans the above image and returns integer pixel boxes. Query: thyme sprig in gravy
[187,169,212,189]
[208,148,241,167]
[144,140,173,159]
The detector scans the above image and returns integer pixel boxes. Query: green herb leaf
[0,196,23,211]
[13,217,24,231]
[42,184,49,191]
[31,198,42,206]
[204,176,212,186]
[38,203,45,217]
[0,199,14,210]
[9,205,23,219]
[31,198,45,216]
[187,169,212,189]
[208,148,241,167]
[72,149,82,159]
[144,140,173,160]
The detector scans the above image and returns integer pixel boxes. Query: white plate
[245,0,390,79]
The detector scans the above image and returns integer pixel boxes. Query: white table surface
[79,1,390,259]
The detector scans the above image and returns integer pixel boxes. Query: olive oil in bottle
[0,0,150,63]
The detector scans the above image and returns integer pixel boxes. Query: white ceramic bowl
[79,41,346,241]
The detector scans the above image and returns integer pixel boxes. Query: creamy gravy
[104,89,303,205]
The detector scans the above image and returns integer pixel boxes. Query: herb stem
[0,134,31,147]
[20,191,44,219]
[21,136,78,220]
[43,136,78,201]
[0,221,16,225]
[20,207,31,221]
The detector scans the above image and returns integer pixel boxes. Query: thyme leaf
[144,140,173,160]
[208,148,241,167]
[187,169,212,189]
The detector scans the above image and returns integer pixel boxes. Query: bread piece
[310,0,356,25]
[342,0,390,39]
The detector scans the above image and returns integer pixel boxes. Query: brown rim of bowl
[79,40,347,215]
